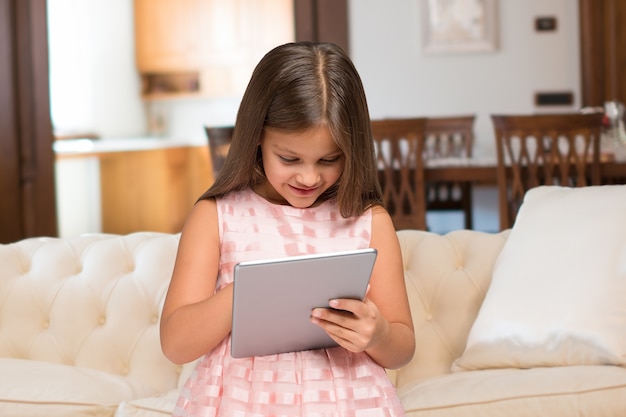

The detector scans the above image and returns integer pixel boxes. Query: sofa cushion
[113,359,200,417]
[0,358,157,417]
[115,390,180,417]
[453,185,626,371]
[398,365,626,417]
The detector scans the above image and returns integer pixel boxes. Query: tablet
[230,248,377,358]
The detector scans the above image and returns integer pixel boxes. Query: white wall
[348,0,580,157]
[48,0,146,138]
[49,0,145,237]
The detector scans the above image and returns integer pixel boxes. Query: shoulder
[370,204,394,228]
[369,204,398,245]
[179,198,219,244]
[185,189,254,238]
[191,197,218,219]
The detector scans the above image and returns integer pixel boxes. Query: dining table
[424,156,626,184]
[425,157,498,183]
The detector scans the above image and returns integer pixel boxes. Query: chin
[286,195,320,208]
[289,200,316,208]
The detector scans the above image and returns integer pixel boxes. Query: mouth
[288,184,320,196]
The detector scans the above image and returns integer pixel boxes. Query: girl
[160,41,415,417]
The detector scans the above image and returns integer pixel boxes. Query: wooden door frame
[579,0,626,106]
[0,0,57,243]
[294,0,349,54]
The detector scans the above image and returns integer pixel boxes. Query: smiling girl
[160,41,415,417]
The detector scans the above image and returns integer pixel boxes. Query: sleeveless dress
[172,189,405,417]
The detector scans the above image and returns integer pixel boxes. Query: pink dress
[173,189,405,417]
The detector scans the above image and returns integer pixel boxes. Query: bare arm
[160,199,232,365]
[311,205,415,369]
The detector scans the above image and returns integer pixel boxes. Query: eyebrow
[271,143,342,159]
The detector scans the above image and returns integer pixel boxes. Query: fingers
[310,310,361,352]
[310,298,379,352]
[311,298,366,326]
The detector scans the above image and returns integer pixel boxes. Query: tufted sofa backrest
[0,229,511,394]
[0,232,183,393]
[390,229,510,389]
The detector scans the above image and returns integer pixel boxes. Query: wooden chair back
[424,115,476,229]
[204,125,234,179]
[371,118,428,230]
[424,115,475,158]
[491,113,603,230]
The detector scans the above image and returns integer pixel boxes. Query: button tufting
[99,316,106,325]
[151,315,159,324]
[42,320,49,329]
[425,313,433,321]
[122,366,129,375]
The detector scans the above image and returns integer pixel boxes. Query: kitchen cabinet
[134,0,204,73]
[55,141,214,236]
[134,0,294,99]
[98,145,212,234]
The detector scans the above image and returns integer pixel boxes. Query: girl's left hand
[310,297,389,353]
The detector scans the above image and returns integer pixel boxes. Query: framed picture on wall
[422,0,498,54]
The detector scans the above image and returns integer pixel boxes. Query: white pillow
[452,185,626,371]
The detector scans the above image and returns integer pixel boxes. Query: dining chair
[491,113,603,230]
[371,118,428,230]
[204,125,234,179]
[424,115,476,229]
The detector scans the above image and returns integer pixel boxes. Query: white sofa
[1,186,625,417]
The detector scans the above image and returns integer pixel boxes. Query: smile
[289,185,319,195]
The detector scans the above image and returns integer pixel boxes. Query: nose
[296,165,321,187]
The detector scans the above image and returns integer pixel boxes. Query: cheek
[261,152,276,174]
[326,166,343,184]
[263,158,288,181]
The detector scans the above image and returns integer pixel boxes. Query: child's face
[259,125,344,208]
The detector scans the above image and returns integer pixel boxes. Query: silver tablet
[230,248,377,358]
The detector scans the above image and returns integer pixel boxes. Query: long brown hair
[198,41,382,218]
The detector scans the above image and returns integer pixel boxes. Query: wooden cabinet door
[134,0,203,72]
[197,0,295,95]
[100,146,212,234]
[135,0,295,96]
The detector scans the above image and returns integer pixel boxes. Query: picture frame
[422,0,498,54]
